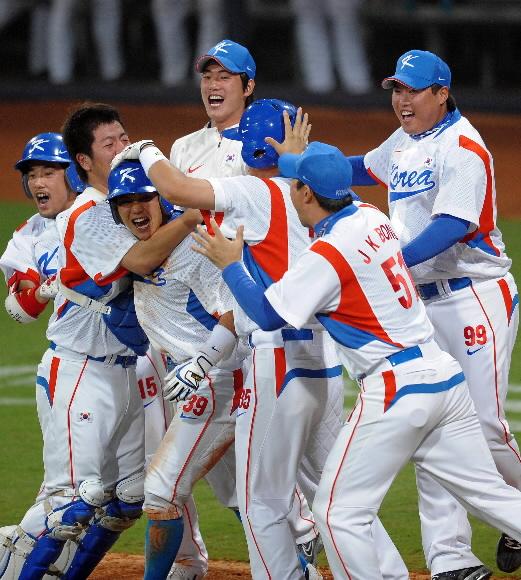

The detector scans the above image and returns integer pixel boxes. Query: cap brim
[381,75,431,90]
[278,153,300,179]
[195,55,242,75]
[221,127,241,141]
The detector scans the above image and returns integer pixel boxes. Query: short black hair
[62,102,124,182]
[431,84,457,111]
[296,180,354,212]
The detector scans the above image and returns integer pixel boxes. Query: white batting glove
[163,352,215,402]
[37,275,59,301]
[110,140,155,170]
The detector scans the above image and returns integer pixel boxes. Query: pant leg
[47,0,76,84]
[92,0,123,80]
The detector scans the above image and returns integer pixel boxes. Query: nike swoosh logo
[187,164,204,174]
[467,346,485,356]
[180,413,198,420]
[237,411,247,417]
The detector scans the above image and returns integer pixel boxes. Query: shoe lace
[504,535,521,550]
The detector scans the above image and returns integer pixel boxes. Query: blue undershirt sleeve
[346,155,378,186]
[401,214,470,268]
[222,262,287,331]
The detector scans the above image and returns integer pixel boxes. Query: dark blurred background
[0,0,520,112]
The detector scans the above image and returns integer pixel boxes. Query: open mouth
[208,95,224,108]
[401,110,414,121]
[132,216,150,231]
[35,192,50,205]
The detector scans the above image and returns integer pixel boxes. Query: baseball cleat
[167,563,207,579]
[431,565,492,580]
[297,534,324,566]
[497,532,521,572]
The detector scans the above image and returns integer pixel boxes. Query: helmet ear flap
[21,174,32,199]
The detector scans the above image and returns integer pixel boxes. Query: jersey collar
[410,108,461,141]
[314,203,358,237]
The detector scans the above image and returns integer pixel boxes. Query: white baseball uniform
[260,201,521,580]
[208,176,407,579]
[168,124,320,572]
[365,110,520,574]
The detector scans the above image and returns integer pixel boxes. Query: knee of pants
[143,492,184,520]
[479,416,515,448]
[246,497,294,524]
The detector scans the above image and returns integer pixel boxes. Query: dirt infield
[91,553,433,579]
[0,101,519,218]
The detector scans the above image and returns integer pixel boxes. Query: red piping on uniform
[67,358,89,487]
[497,278,514,324]
[244,351,271,577]
[274,348,286,397]
[49,356,60,406]
[184,502,208,563]
[311,240,403,348]
[471,285,521,462]
[459,136,500,257]
[367,167,387,189]
[325,392,367,579]
[170,376,216,504]
[146,352,170,432]
[383,370,397,413]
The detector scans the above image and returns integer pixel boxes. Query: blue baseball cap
[279,142,354,200]
[382,49,451,90]
[195,39,256,80]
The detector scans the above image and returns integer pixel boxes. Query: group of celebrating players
[0,38,520,580]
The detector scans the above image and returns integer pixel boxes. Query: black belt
[417,277,471,301]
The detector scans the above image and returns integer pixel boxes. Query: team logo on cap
[28,138,50,155]
[210,40,233,56]
[119,167,139,183]
[400,54,418,69]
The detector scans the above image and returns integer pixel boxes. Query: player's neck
[248,167,278,179]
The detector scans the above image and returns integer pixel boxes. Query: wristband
[140,146,168,176]
[15,287,47,318]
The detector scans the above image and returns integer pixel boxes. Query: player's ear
[244,79,255,97]
[77,153,91,174]
[438,86,449,106]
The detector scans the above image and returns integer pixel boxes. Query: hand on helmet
[110,140,155,171]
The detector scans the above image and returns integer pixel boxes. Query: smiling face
[391,83,448,135]
[200,62,255,132]
[114,193,163,240]
[26,162,76,218]
[77,121,130,193]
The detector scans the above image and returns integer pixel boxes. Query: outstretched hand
[110,140,155,171]
[265,107,311,157]
[191,218,244,270]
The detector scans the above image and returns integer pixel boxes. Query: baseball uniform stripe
[36,375,52,406]
[186,289,218,331]
[170,378,216,505]
[61,200,96,288]
[278,365,343,397]
[311,240,403,348]
[471,284,521,462]
[366,167,386,189]
[385,371,465,411]
[249,179,289,283]
[48,356,60,406]
[459,135,500,257]
[382,370,397,413]
[67,358,89,487]
[274,347,286,398]
[497,278,519,325]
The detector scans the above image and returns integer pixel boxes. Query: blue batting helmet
[108,161,179,224]
[222,99,298,169]
[15,132,85,197]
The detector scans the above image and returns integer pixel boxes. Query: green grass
[1,200,520,575]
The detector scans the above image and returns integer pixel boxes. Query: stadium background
[1,1,520,577]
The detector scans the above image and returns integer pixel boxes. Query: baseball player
[190,139,521,580]
[166,39,322,578]
[104,160,252,580]
[111,100,409,580]
[346,49,520,579]
[0,132,84,579]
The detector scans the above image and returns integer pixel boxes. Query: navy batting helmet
[108,160,180,224]
[15,132,85,197]
[222,99,298,169]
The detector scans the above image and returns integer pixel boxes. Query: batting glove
[37,275,59,301]
[110,140,155,171]
[163,351,215,402]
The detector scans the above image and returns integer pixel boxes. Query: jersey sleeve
[364,129,402,186]
[70,203,137,281]
[432,139,489,227]
[264,247,341,329]
[208,175,271,243]
[0,224,40,285]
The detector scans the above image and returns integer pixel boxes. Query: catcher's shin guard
[62,498,143,580]
[18,535,65,580]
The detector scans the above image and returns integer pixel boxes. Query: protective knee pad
[0,526,34,580]
[115,471,145,504]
